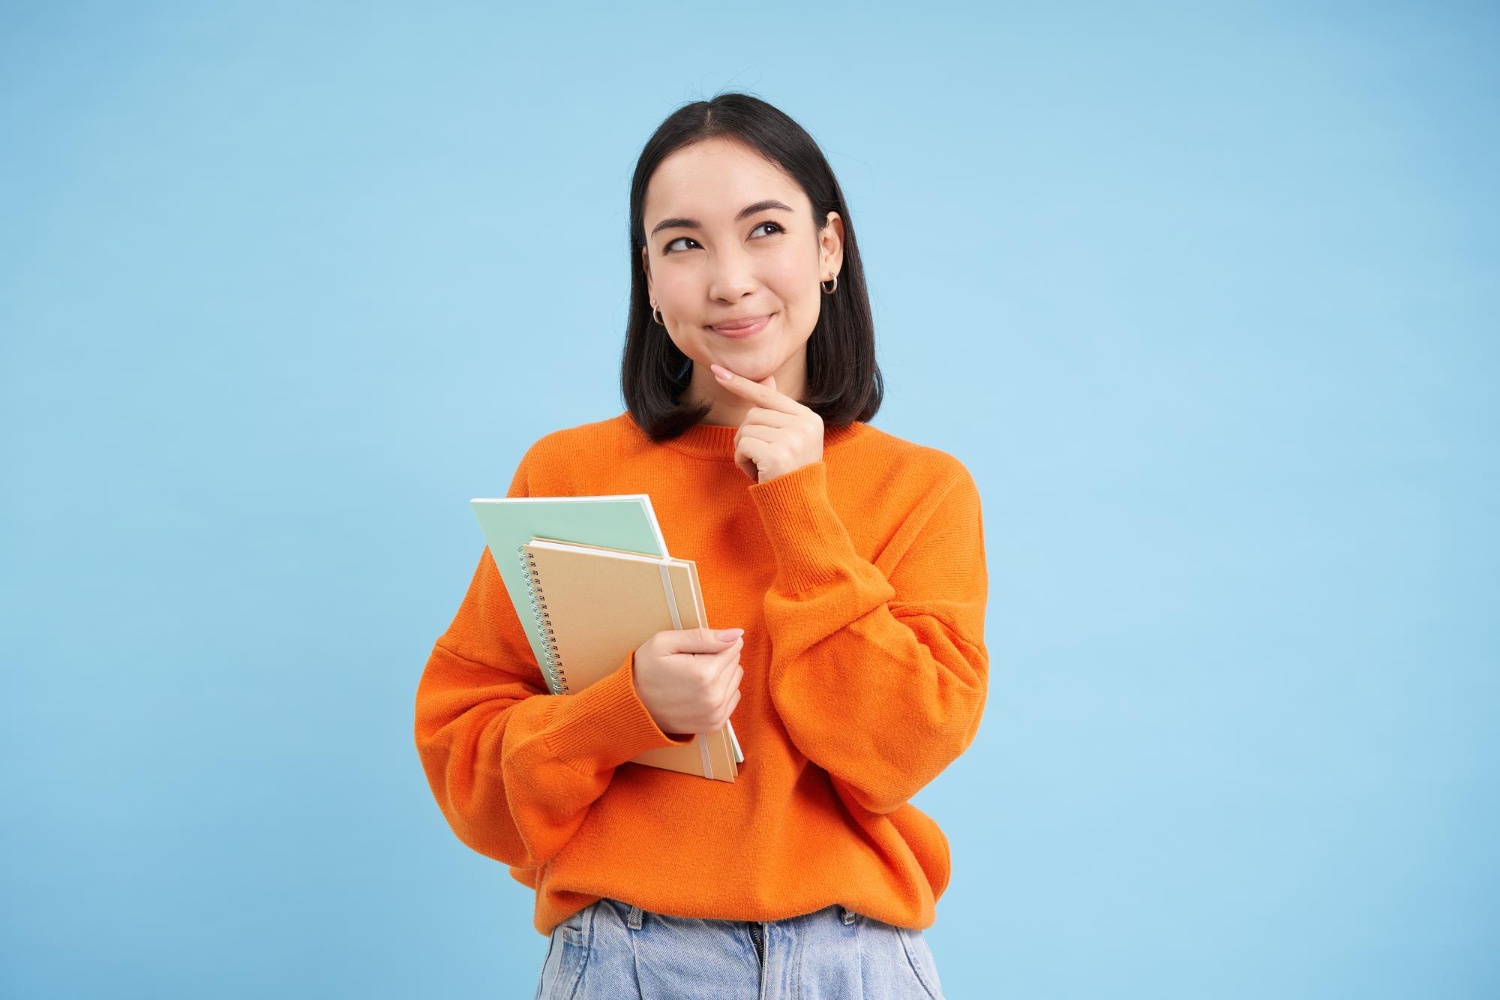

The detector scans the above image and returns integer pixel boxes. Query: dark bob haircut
[621,92,883,441]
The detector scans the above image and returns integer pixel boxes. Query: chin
[714,350,788,382]
[729,361,775,380]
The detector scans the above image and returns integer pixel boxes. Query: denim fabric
[534,897,945,1000]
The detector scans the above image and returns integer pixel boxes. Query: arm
[748,460,989,816]
[413,460,692,868]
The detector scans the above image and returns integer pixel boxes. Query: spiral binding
[518,545,570,693]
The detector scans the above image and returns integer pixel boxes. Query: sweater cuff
[748,460,864,595]
[543,652,694,771]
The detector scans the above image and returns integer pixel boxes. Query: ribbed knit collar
[620,412,868,460]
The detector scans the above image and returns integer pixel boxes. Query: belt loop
[839,905,857,925]
[627,903,644,930]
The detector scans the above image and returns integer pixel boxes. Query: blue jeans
[534,897,946,1000]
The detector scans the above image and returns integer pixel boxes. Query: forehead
[643,138,808,222]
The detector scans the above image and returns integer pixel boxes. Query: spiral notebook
[520,538,740,782]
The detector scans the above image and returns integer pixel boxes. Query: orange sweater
[414,412,989,935]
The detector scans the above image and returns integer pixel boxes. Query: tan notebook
[520,538,742,782]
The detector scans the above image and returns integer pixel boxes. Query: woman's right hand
[631,627,745,735]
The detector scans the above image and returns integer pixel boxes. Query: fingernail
[712,364,732,381]
[717,628,744,642]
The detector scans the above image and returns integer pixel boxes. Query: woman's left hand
[711,363,824,484]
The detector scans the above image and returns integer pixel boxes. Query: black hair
[621,92,883,441]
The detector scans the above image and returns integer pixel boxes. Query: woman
[414,93,988,1000]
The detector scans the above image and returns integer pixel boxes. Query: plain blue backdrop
[2,1,1495,997]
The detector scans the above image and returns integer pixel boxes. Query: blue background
[2,2,1496,997]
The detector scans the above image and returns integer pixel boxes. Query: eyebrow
[649,199,796,237]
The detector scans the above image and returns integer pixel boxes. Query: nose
[707,244,758,303]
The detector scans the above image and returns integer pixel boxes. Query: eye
[751,221,786,238]
[663,237,700,254]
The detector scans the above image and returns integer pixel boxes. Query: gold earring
[651,302,664,326]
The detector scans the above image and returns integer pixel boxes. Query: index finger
[661,626,744,654]
[710,363,804,413]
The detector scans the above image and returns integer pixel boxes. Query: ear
[819,211,845,282]
[641,245,656,298]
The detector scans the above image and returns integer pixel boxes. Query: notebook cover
[523,540,739,782]
[471,495,667,671]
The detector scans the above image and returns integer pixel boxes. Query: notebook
[471,495,668,671]
[520,538,740,782]
[470,494,743,780]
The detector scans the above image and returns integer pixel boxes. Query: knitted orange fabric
[414,412,989,935]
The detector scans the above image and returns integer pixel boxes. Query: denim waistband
[607,898,860,931]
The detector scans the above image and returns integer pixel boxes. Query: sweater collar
[622,412,867,460]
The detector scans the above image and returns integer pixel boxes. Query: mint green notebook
[471,494,668,676]
[470,493,743,766]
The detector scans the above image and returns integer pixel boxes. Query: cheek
[764,252,817,304]
[655,269,696,306]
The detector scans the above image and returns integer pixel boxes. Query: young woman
[414,93,988,1000]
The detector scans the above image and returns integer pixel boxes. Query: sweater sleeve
[413,456,694,868]
[747,459,989,816]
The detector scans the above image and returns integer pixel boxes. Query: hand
[631,627,745,735]
[710,364,825,483]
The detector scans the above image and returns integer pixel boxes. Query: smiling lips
[709,314,771,338]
